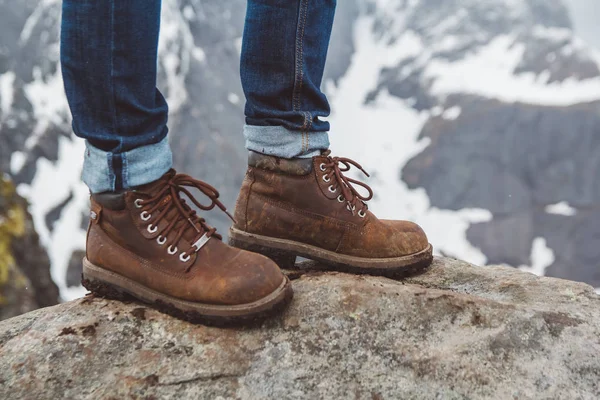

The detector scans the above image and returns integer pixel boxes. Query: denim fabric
[241,0,336,157]
[61,0,171,192]
[244,125,329,158]
[82,137,173,193]
[60,0,335,192]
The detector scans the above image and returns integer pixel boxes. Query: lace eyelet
[134,199,143,209]
[179,252,191,262]
[319,163,327,172]
[140,211,151,221]
[168,245,178,255]
[322,175,331,183]
[358,210,366,218]
[337,195,345,203]
[147,224,158,234]
[157,235,167,245]
[328,185,336,193]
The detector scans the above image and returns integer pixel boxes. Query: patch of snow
[10,151,26,174]
[326,15,491,266]
[192,47,206,63]
[183,5,195,20]
[531,25,573,41]
[545,201,578,216]
[228,93,240,105]
[0,71,15,120]
[518,237,555,276]
[425,35,600,106]
[19,0,60,44]
[442,106,461,120]
[23,66,68,150]
[17,135,88,301]
[158,2,196,112]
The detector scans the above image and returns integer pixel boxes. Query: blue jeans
[61,0,335,193]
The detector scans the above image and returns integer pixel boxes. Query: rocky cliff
[1,258,598,399]
[0,175,58,321]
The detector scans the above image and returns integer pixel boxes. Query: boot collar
[248,151,318,176]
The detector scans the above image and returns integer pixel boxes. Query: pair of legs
[61,0,432,325]
[61,0,333,192]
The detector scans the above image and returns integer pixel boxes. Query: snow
[326,15,491,266]
[10,151,26,174]
[531,25,572,41]
[19,0,60,45]
[15,42,87,301]
[158,2,197,113]
[0,71,15,120]
[518,237,555,276]
[545,201,578,216]
[17,135,89,301]
[23,66,68,149]
[425,35,600,106]
[442,106,461,120]
[228,93,240,105]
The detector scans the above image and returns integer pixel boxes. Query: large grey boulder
[1,258,598,399]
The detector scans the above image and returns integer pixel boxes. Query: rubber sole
[228,227,433,279]
[81,258,294,326]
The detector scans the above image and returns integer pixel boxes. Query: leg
[232,0,432,276]
[61,0,171,193]
[61,0,292,324]
[240,0,336,159]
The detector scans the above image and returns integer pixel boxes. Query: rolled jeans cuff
[244,125,330,159]
[82,136,173,193]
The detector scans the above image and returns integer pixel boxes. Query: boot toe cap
[381,219,430,256]
[219,250,286,305]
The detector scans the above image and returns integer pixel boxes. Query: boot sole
[81,258,293,326]
[229,227,433,278]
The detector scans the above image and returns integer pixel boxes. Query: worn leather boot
[229,151,433,277]
[82,170,293,325]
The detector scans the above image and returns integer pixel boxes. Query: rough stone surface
[1,258,598,400]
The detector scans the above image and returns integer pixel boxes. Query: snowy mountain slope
[1,0,599,300]
[325,0,600,287]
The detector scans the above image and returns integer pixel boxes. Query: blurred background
[1,0,599,320]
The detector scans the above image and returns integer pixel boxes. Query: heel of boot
[229,237,297,269]
[81,273,131,301]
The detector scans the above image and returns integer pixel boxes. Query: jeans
[60,0,335,193]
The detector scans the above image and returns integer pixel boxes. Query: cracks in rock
[156,372,243,386]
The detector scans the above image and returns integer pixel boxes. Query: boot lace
[134,171,235,270]
[319,154,373,217]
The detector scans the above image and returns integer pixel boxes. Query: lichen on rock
[0,175,29,308]
[0,174,58,320]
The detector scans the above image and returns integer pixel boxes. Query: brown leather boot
[229,151,433,277]
[82,170,293,325]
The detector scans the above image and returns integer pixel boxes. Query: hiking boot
[229,151,433,277]
[82,170,293,325]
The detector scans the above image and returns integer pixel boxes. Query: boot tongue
[133,169,176,196]
[134,170,213,244]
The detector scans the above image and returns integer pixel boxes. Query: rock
[1,257,598,399]
[0,175,59,321]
